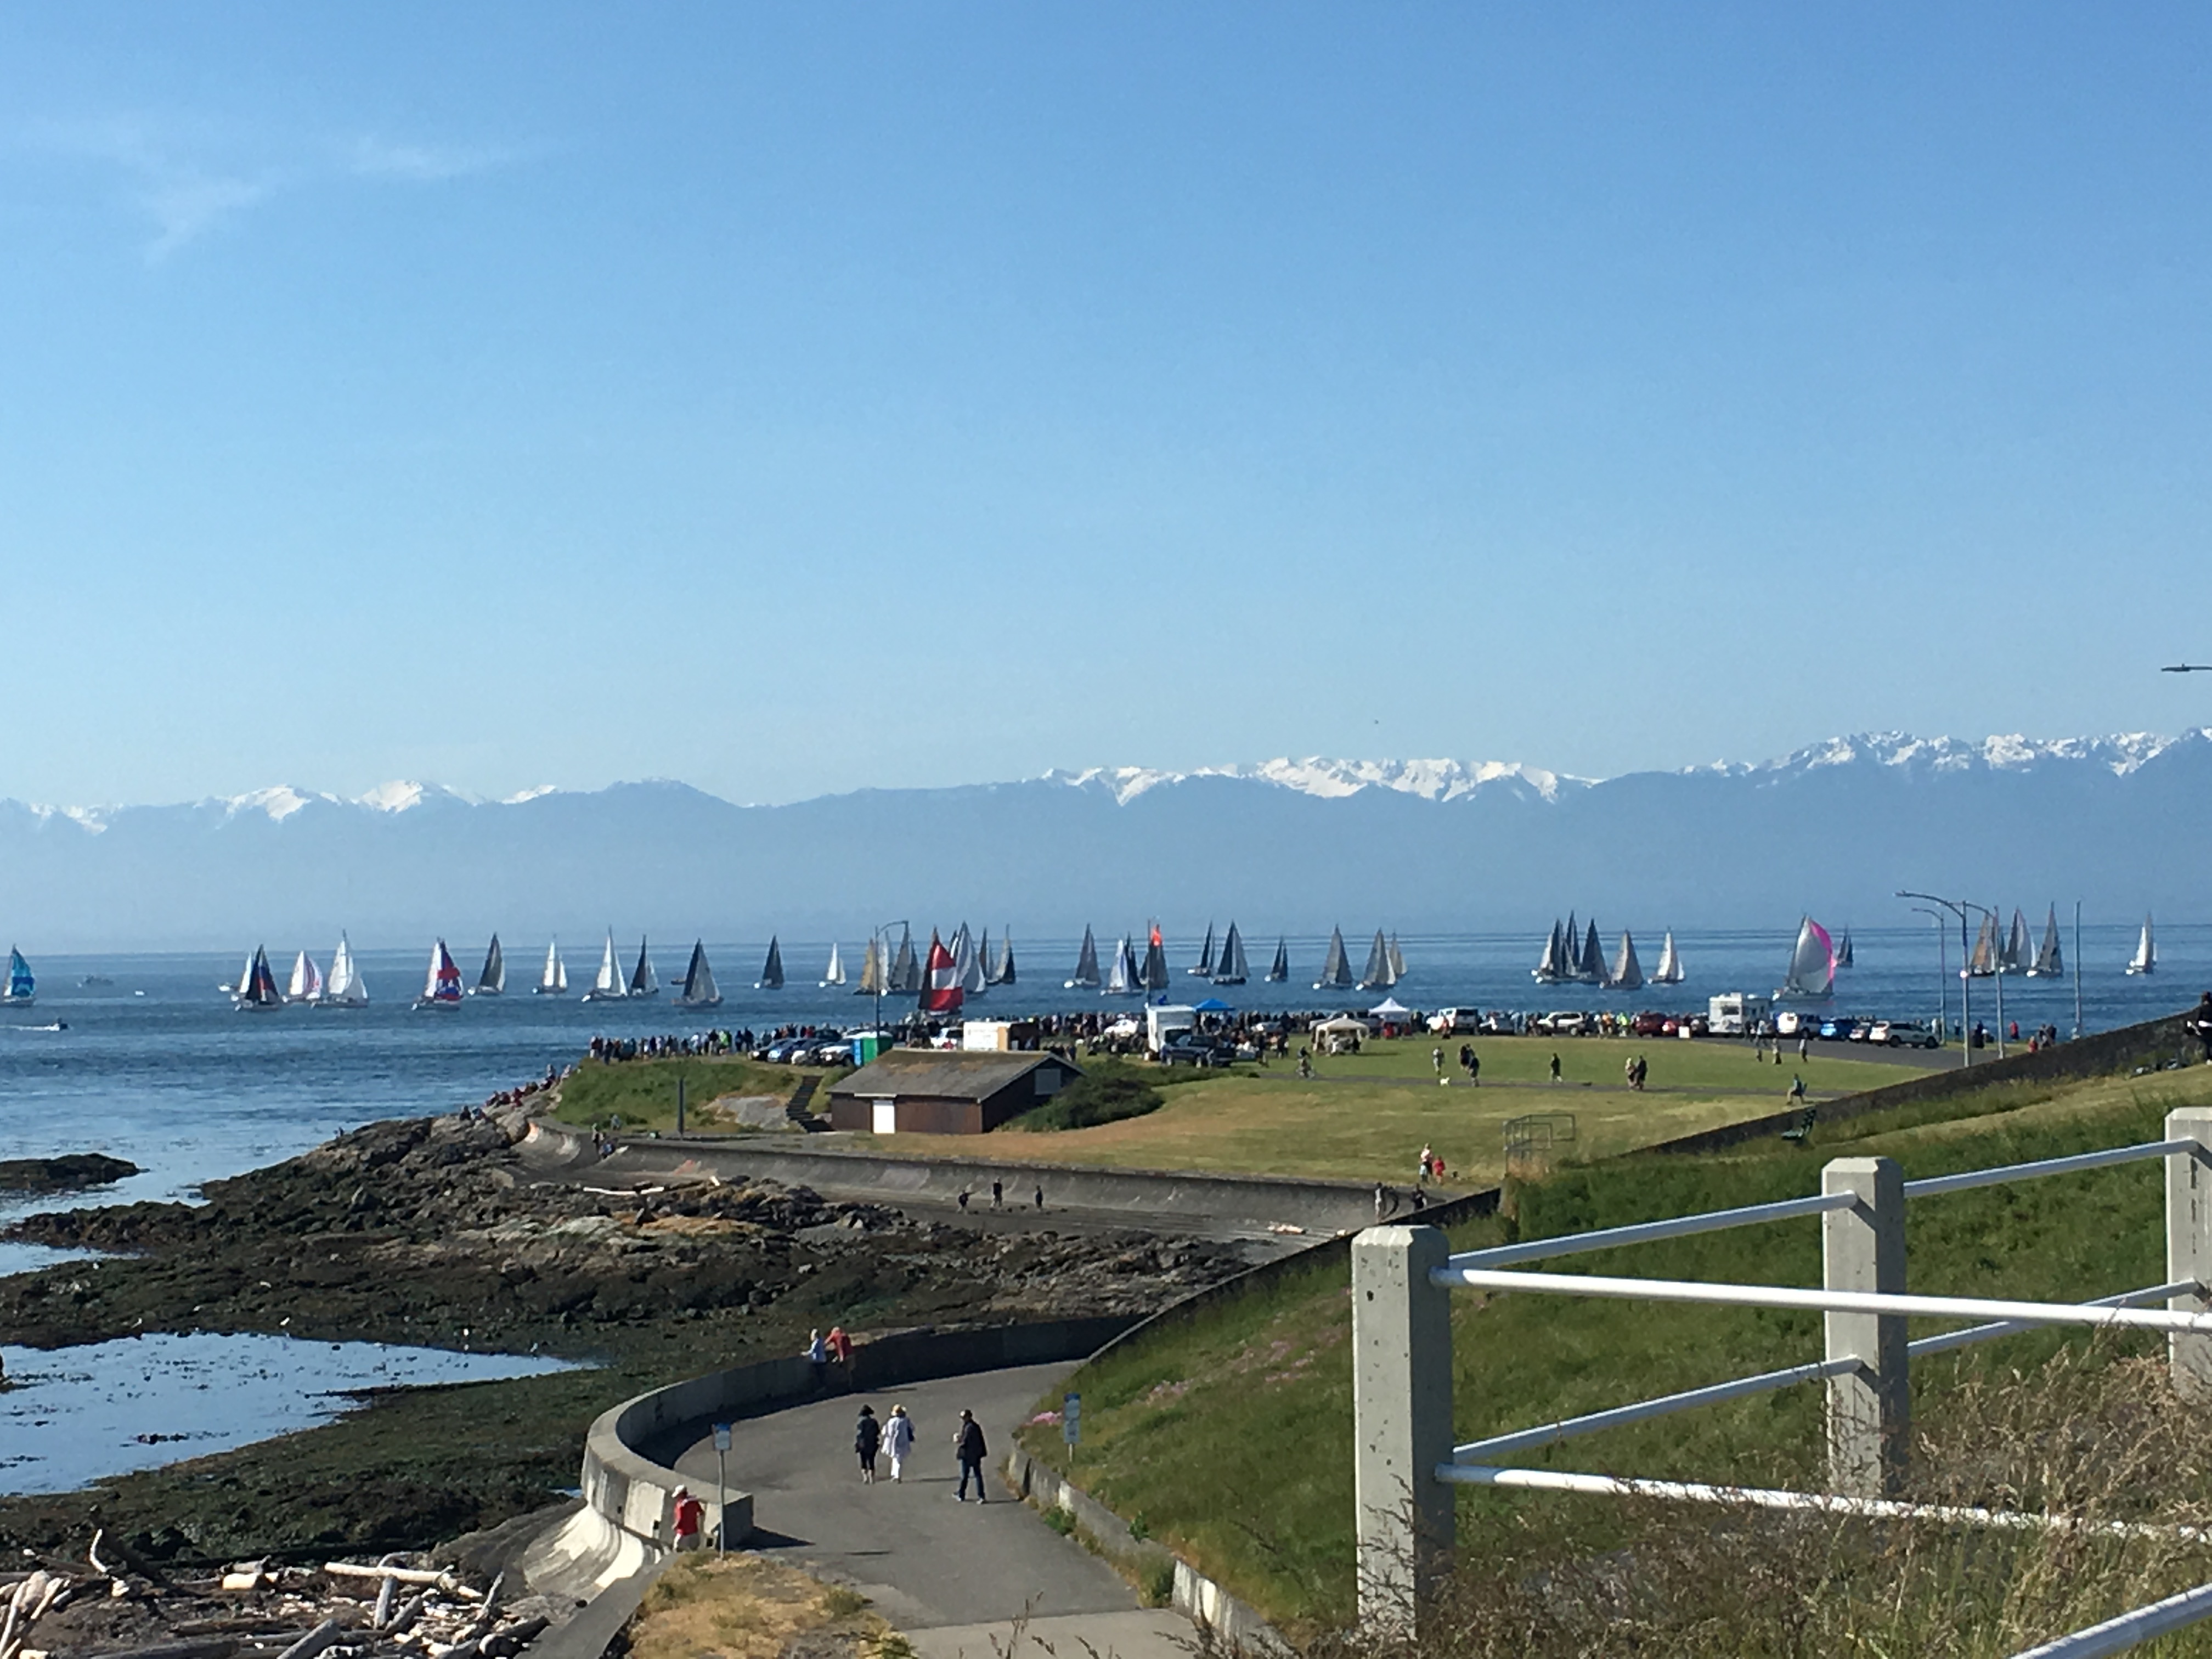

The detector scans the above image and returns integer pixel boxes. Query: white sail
[585,930,627,1000]
[1999,910,2032,975]
[955,924,987,996]
[537,939,568,994]
[856,936,885,997]
[287,950,323,1003]
[1105,934,1139,996]
[2128,914,2156,975]
[1651,930,1684,984]
[1387,934,1407,980]
[1358,929,1393,990]
[1609,930,1644,992]
[1776,916,1837,1000]
[1966,913,1999,978]
[324,933,368,1006]
[822,942,846,987]
[990,929,1018,986]
[1534,919,1568,983]
[1314,927,1354,991]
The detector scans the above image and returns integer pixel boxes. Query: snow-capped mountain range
[3,731,2208,948]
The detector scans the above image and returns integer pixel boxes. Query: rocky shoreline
[0,1104,1250,1579]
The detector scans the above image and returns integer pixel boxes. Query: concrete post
[1352,1225,1454,1633]
[1822,1156,1908,1496]
[2166,1109,2212,1400]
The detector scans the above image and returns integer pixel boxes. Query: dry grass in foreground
[1281,1348,2212,1659]
[625,1552,900,1659]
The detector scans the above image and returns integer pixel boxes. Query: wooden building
[825,1048,1083,1136]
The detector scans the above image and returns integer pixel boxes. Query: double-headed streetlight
[1897,891,1999,1065]
[870,919,909,1053]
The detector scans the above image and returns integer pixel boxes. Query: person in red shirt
[671,1486,706,1551]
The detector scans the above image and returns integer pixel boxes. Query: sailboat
[1651,930,1685,985]
[2,947,33,1006]
[323,933,369,1007]
[855,936,886,997]
[286,950,324,1005]
[471,935,505,996]
[678,940,723,1007]
[583,930,628,1001]
[990,929,1018,986]
[821,943,847,988]
[1141,924,1171,994]
[1065,926,1102,990]
[1775,917,1837,1001]
[952,924,988,997]
[1609,930,1644,992]
[534,939,568,996]
[414,939,464,1010]
[1213,921,1249,985]
[1105,935,1142,997]
[2029,906,2064,978]
[1358,929,1395,991]
[889,925,921,995]
[920,929,964,1013]
[2128,914,2157,975]
[755,936,785,991]
[1576,919,1606,985]
[1533,920,1570,984]
[1264,937,1289,983]
[1387,934,1407,983]
[620,936,658,998]
[233,945,283,1012]
[1562,912,1582,979]
[1835,929,1855,969]
[1999,910,2033,976]
[1314,927,1355,991]
[1189,923,1217,978]
[1965,912,2000,978]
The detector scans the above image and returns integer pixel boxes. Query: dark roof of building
[826,1047,1081,1102]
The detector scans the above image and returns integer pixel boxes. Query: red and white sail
[919,928,964,1013]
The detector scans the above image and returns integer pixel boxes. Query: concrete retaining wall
[603,1137,1385,1235]
[1002,1446,1282,1652]
[568,1316,1139,1593]
[1652,1012,2197,1159]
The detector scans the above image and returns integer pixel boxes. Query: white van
[1707,992,1772,1036]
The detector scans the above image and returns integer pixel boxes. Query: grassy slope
[1019,1064,2212,1630]
[549,1057,840,1133]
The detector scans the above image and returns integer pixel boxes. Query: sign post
[712,1423,732,1554]
[1063,1392,1080,1455]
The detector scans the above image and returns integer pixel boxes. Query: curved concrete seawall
[612,1136,1389,1234]
[546,1316,1138,1595]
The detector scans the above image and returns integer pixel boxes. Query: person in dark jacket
[953,1408,988,1502]
[2191,992,2212,1064]
[854,1404,882,1484]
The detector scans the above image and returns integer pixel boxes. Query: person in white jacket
[883,1403,916,1483]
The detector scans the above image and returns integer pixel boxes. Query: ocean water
[1,926,2204,1221]
[0,1330,578,1494]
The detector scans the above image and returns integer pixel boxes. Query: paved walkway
[670,1362,1190,1657]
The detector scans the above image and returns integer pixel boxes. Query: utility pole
[2073,900,2085,1040]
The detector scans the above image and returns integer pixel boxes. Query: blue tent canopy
[1193,997,1234,1012]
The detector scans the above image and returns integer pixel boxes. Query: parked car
[1818,1017,1856,1041]
[1867,1020,1941,1049]
[1631,1011,1671,1037]
[1480,1011,1523,1036]
[1427,1008,1480,1035]
[1537,1011,1592,1036]
[1774,1011,1808,1036]
[1159,1035,1234,1068]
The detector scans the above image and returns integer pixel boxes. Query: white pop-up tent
[1367,997,1412,1019]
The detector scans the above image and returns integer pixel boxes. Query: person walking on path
[954,1409,989,1502]
[855,1404,882,1484]
[957,1187,971,1212]
[884,1404,916,1482]
[990,1178,1004,1210]
[1798,1034,1810,1062]
[1788,1074,1808,1105]
[1432,1045,1445,1079]
[1549,1052,1562,1084]
[1032,1183,1045,1211]
[806,1329,828,1390]
[1417,1144,1434,1186]
[670,1486,706,1551]
[1466,1048,1480,1086]
[827,1325,854,1373]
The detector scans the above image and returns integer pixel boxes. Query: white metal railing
[1350,1110,2212,1650]
[2011,1580,2212,1659]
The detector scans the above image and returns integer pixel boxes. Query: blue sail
[7,947,35,1001]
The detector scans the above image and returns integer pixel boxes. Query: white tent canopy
[1368,997,1412,1018]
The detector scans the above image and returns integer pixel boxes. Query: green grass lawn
[1019,1061,2212,1632]
[549,1056,844,1133]
[834,1035,1927,1186]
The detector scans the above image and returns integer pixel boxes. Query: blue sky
[4,4,2211,806]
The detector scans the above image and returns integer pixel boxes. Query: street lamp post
[872,919,908,1055]
[1909,906,1948,1040]
[1897,891,1974,1067]
[1966,901,2006,1060]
